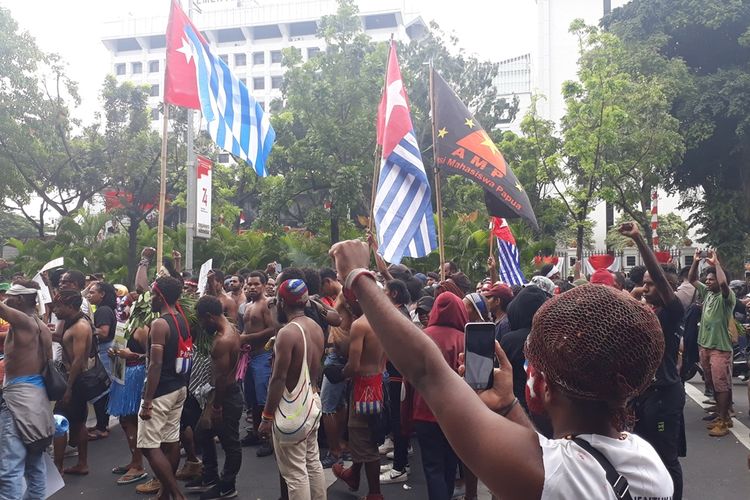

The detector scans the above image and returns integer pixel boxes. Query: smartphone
[464,322,496,390]
[699,250,708,259]
[275,262,282,274]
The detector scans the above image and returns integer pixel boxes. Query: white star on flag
[385,79,407,125]
[176,37,194,64]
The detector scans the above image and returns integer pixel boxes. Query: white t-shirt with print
[539,432,673,500]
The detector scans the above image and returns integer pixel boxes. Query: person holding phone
[329,240,672,500]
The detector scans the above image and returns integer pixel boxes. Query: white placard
[198,258,213,297]
[40,257,64,273]
[196,156,212,239]
[112,322,127,385]
[32,272,52,310]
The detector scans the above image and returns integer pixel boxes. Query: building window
[219,54,228,63]
[684,255,694,267]
[234,53,246,66]
[271,76,283,89]
[218,153,230,163]
[151,108,160,121]
[270,50,282,64]
[253,77,265,90]
[568,257,576,267]
[115,63,126,76]
[252,51,265,65]
[150,84,160,97]
[132,62,142,74]
[148,60,160,73]
[307,47,321,59]
[626,255,636,267]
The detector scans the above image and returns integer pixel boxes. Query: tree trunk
[330,212,340,245]
[576,220,585,263]
[127,217,140,289]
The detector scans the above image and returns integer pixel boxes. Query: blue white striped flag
[373,42,436,264]
[492,217,525,285]
[184,25,274,177]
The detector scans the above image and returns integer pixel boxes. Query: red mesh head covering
[435,280,464,299]
[524,285,664,410]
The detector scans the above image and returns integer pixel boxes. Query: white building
[101,0,427,129]
[494,53,532,133]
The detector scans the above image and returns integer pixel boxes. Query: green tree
[606,213,690,251]
[607,0,750,272]
[0,7,106,235]
[523,22,682,260]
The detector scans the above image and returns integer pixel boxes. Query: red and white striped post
[651,190,659,250]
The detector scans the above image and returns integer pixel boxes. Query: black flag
[432,68,538,229]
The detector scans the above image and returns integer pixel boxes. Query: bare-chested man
[259,279,325,500]
[0,281,55,499]
[207,270,239,322]
[239,271,277,456]
[52,289,94,475]
[332,293,387,499]
[227,275,245,311]
[187,295,243,498]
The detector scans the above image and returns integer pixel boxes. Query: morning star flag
[432,68,538,229]
[164,0,274,176]
[373,42,437,264]
[492,217,525,285]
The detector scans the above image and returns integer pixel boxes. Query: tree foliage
[607,0,750,271]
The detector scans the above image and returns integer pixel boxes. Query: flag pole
[489,226,495,260]
[157,103,170,273]
[429,63,447,281]
[368,35,394,236]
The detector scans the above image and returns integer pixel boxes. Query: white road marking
[685,382,750,451]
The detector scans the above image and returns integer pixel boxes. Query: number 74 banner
[196,155,212,239]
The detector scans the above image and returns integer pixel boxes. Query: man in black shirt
[620,222,685,500]
[138,277,190,500]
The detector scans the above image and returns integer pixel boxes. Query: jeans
[244,351,272,407]
[633,383,686,500]
[197,387,243,487]
[389,379,408,470]
[415,421,458,500]
[320,353,347,414]
[0,405,46,500]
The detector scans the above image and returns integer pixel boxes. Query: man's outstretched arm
[330,241,544,500]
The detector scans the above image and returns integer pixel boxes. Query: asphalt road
[49,377,750,499]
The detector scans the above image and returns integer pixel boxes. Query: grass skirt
[107,363,146,417]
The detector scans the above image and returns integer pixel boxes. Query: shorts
[245,351,272,406]
[347,417,379,464]
[53,386,88,427]
[321,353,347,414]
[137,387,187,449]
[699,347,732,393]
[180,393,202,432]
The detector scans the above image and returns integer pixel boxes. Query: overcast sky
[3,0,537,122]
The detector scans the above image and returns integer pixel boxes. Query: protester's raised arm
[620,222,674,305]
[330,240,544,500]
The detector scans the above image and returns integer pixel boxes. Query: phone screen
[464,322,496,390]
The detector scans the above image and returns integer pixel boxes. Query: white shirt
[539,432,673,500]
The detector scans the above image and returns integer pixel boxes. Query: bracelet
[261,410,274,421]
[343,268,376,305]
[498,397,519,417]
[138,258,151,267]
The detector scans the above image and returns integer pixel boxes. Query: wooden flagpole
[156,103,170,273]
[368,35,394,236]
[429,62,446,282]
[489,226,495,260]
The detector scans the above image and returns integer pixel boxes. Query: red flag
[164,0,205,109]
[376,41,413,158]
[491,217,516,245]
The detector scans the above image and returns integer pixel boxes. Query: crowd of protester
[0,221,748,499]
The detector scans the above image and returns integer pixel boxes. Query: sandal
[88,429,109,441]
[112,465,131,475]
[117,470,148,485]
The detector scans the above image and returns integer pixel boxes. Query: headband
[466,292,489,321]
[6,284,39,296]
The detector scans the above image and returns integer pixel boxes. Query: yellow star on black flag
[431,68,538,229]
